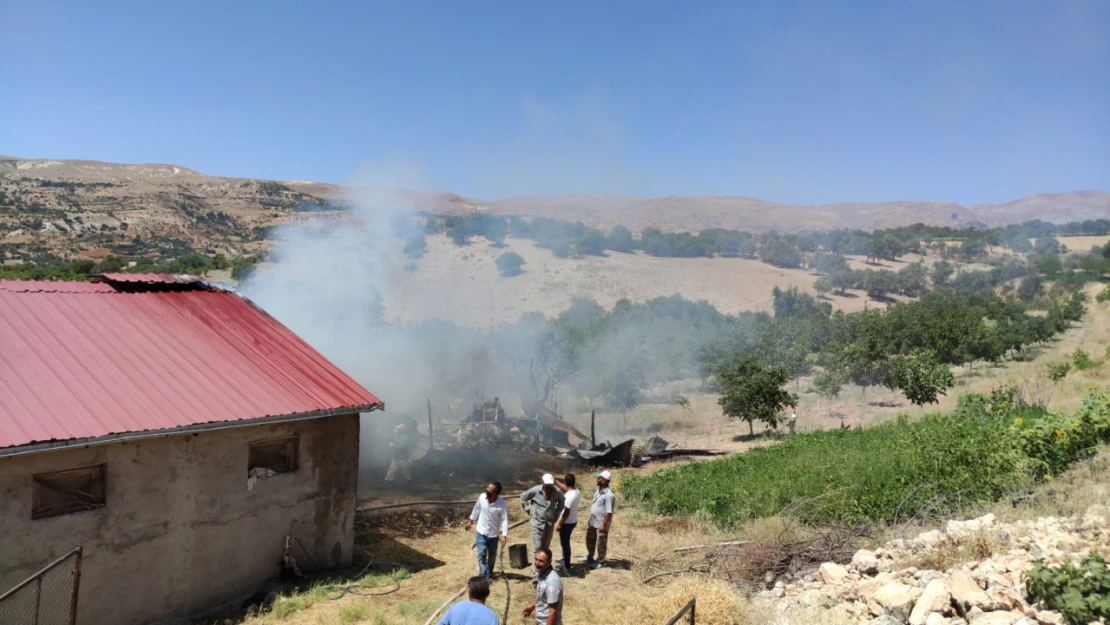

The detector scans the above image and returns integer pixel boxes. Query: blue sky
[1,1,1107,205]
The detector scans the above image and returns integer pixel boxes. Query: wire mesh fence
[0,546,82,625]
[663,597,696,625]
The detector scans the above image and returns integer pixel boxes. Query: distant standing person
[787,411,797,434]
[584,470,615,569]
[522,548,562,625]
[385,423,413,483]
[437,576,499,625]
[465,482,508,578]
[520,473,565,581]
[552,474,581,570]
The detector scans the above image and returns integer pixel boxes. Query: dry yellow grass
[636,575,764,625]
[369,235,909,328]
[1055,235,1110,254]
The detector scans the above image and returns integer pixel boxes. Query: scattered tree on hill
[97,255,125,273]
[575,229,607,256]
[486,219,508,246]
[897,262,929,296]
[1007,235,1033,254]
[758,238,804,269]
[1036,253,1063,276]
[606,226,635,253]
[70,259,96,275]
[717,358,798,436]
[1047,361,1071,384]
[1018,275,1044,302]
[813,368,845,419]
[813,276,833,299]
[496,251,525,277]
[887,351,954,407]
[810,251,850,276]
[1034,236,1061,255]
[931,260,954,286]
[866,234,904,263]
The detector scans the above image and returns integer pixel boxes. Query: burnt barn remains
[360,395,728,488]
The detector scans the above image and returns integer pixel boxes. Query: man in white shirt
[465,481,508,578]
[585,470,615,570]
[552,473,580,570]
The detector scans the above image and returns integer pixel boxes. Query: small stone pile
[759,505,1109,625]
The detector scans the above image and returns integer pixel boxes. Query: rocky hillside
[760,509,1109,625]
[2,156,1107,263]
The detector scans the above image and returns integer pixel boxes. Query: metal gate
[0,546,83,625]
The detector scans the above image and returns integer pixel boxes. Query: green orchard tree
[717,358,798,437]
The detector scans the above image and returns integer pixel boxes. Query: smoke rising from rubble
[240,125,715,475]
[240,158,539,472]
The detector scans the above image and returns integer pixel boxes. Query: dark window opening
[33,465,106,520]
[248,436,298,476]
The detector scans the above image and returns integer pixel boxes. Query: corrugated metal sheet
[0,280,116,293]
[0,280,382,453]
[99,273,203,284]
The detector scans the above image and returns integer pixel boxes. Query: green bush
[1097,284,1110,303]
[1015,389,1110,477]
[622,407,1028,527]
[495,251,525,277]
[1072,349,1100,371]
[624,388,1110,528]
[1026,554,1110,625]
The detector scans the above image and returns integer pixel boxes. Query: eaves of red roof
[0,279,382,455]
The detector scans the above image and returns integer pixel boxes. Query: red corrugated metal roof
[0,280,382,454]
[99,273,204,283]
[0,280,117,293]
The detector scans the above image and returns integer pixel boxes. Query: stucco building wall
[0,413,360,625]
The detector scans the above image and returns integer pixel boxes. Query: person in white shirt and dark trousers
[584,470,615,569]
[466,481,508,578]
[552,474,580,570]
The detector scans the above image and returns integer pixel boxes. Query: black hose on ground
[289,537,411,600]
[499,541,510,624]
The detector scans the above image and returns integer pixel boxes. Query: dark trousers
[557,523,577,567]
[475,533,498,577]
[586,526,608,562]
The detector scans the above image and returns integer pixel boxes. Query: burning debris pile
[435,398,729,468]
[359,397,730,490]
[443,398,593,454]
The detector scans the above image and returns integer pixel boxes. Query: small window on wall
[248,436,299,476]
[32,465,107,520]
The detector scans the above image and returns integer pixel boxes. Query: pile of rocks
[759,505,1109,625]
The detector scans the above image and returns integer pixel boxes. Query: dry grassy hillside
[3,156,1107,267]
[251,234,921,328]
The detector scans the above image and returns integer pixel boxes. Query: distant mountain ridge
[1,157,1107,259]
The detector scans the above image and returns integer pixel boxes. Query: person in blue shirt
[437,576,499,625]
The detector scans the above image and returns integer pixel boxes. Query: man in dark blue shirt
[437,576,499,625]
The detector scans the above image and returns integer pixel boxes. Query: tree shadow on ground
[731,432,785,443]
[357,530,446,574]
[590,559,632,572]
